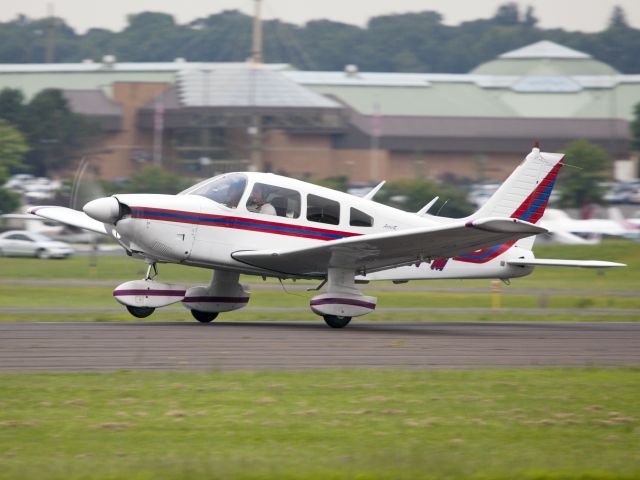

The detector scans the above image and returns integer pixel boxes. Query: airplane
[28,144,625,328]
[536,207,640,244]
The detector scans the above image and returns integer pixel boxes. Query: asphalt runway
[1,321,638,371]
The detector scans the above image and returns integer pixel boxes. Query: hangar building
[0,40,637,182]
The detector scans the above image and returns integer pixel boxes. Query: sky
[0,0,638,33]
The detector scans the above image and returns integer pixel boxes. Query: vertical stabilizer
[473,146,563,225]
[455,146,563,262]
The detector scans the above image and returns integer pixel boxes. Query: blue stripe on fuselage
[131,208,347,240]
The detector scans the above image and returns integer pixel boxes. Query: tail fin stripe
[455,241,515,263]
[511,158,563,223]
[518,178,557,223]
[454,154,563,264]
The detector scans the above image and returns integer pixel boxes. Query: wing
[232,217,546,277]
[507,259,625,268]
[27,206,108,235]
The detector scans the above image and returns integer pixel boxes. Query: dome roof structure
[471,40,619,76]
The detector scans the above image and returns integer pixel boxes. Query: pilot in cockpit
[246,183,276,216]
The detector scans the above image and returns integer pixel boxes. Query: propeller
[70,156,106,211]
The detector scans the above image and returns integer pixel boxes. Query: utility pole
[45,3,55,63]
[153,99,164,165]
[252,0,263,64]
[249,0,263,171]
[369,102,381,181]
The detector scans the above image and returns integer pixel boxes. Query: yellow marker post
[491,279,501,311]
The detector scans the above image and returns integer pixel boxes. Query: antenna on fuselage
[363,181,386,200]
[435,199,449,216]
[416,196,439,216]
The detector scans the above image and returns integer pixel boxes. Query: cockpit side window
[246,183,301,218]
[307,194,340,225]
[350,207,374,227]
[186,173,247,208]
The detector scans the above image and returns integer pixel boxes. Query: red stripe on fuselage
[131,207,361,241]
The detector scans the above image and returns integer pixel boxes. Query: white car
[0,230,74,259]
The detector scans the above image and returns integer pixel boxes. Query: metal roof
[177,67,341,109]
[499,41,591,59]
[285,71,637,91]
[0,62,291,74]
[62,90,122,131]
[62,89,122,116]
[0,41,639,121]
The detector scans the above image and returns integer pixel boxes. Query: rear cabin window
[246,183,301,218]
[350,208,374,227]
[307,194,340,225]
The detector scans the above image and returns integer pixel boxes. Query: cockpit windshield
[184,173,247,208]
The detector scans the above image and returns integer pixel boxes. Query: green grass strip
[0,368,638,479]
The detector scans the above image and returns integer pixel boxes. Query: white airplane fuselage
[107,172,526,281]
[31,146,625,326]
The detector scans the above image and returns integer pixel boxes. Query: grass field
[1,242,639,479]
[0,368,638,480]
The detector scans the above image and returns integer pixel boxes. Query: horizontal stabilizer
[507,258,626,268]
[27,206,108,235]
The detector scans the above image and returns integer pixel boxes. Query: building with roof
[0,40,638,182]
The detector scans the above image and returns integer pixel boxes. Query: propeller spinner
[83,197,123,224]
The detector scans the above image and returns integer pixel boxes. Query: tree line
[0,89,97,212]
[1,3,639,73]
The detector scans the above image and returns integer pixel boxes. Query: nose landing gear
[190,310,219,323]
[114,261,188,320]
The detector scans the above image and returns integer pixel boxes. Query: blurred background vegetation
[0,4,638,73]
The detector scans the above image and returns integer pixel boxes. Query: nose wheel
[126,305,155,318]
[191,310,219,323]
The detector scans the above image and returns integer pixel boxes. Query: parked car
[0,230,74,259]
[604,181,640,204]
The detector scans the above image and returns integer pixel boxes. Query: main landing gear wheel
[323,315,352,329]
[126,305,155,318]
[191,310,219,323]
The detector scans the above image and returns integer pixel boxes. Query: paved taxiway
[1,321,638,371]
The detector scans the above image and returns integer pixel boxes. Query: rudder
[472,145,564,225]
